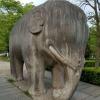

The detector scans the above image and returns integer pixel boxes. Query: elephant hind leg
[10,54,24,81]
[15,58,24,81]
[10,55,17,80]
[52,64,65,89]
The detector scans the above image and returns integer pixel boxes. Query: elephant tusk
[48,45,78,71]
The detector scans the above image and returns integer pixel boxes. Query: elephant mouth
[44,39,78,71]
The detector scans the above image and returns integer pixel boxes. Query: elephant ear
[29,11,44,35]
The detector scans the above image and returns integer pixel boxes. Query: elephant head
[29,0,88,99]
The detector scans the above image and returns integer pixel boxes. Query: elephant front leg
[27,56,46,98]
[53,66,83,100]
[10,54,24,81]
[52,64,65,89]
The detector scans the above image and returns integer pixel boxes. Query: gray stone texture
[9,0,88,100]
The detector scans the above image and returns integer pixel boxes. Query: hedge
[84,60,96,67]
[81,67,100,86]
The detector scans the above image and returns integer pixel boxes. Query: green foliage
[89,27,97,53]
[0,0,34,52]
[85,27,97,59]
[0,13,18,52]
[23,91,32,97]
[8,78,15,83]
[84,60,96,67]
[0,0,23,14]
[85,43,92,59]
[81,67,100,86]
[22,3,33,14]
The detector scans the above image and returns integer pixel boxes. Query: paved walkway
[0,61,10,76]
[72,82,100,100]
[0,76,31,100]
[0,61,100,100]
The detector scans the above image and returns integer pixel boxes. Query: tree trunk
[95,24,100,67]
[94,0,100,67]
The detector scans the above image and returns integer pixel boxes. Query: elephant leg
[10,54,24,81]
[38,59,45,94]
[64,66,82,99]
[53,66,83,100]
[10,55,17,80]
[15,58,24,81]
[52,64,65,89]
[25,62,32,85]
[26,55,45,97]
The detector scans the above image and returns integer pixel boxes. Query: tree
[75,0,100,66]
[0,0,34,52]
[85,26,97,59]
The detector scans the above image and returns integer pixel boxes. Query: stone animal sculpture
[9,0,89,100]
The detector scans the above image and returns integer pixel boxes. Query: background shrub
[84,60,96,67]
[81,67,100,86]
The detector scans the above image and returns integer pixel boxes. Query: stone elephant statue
[9,0,89,100]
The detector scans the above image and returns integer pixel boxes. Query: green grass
[0,56,9,62]
[23,91,32,97]
[7,78,15,83]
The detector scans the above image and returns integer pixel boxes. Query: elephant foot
[14,79,29,92]
[32,89,53,100]
[30,90,47,100]
[33,94,47,100]
[17,76,24,81]
[29,87,46,97]
[9,75,17,82]
[53,88,69,100]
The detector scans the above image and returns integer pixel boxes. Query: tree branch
[88,15,95,20]
[97,0,100,10]
[85,0,95,10]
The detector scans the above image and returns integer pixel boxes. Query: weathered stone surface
[9,0,88,100]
